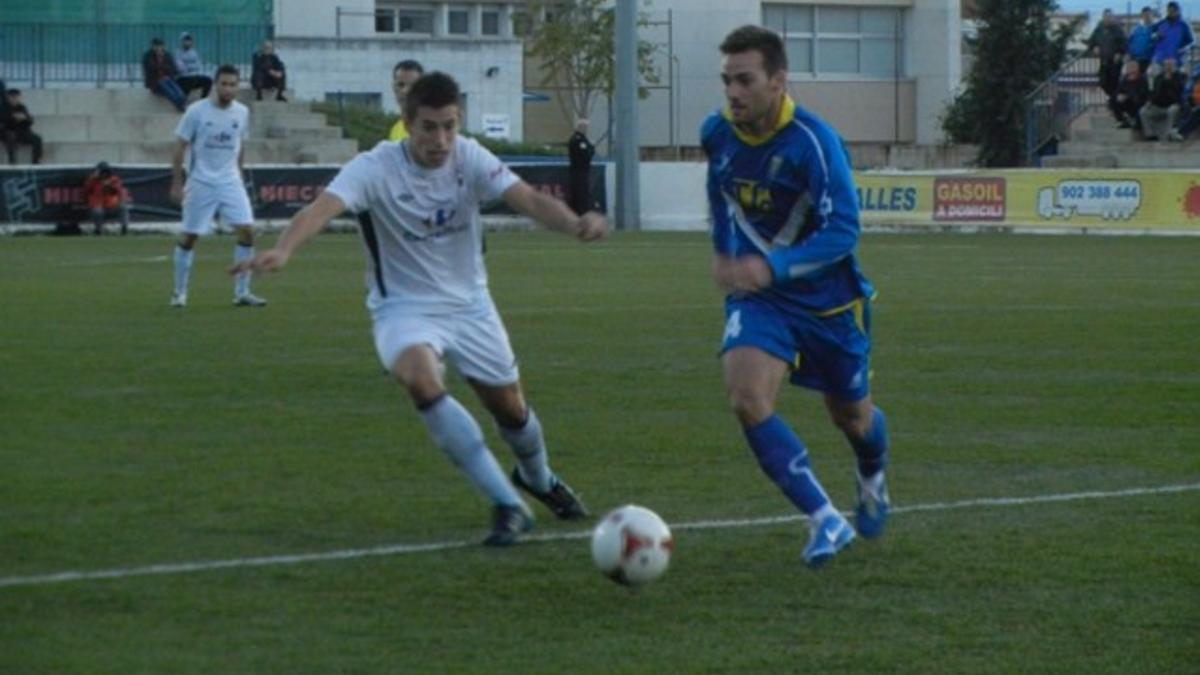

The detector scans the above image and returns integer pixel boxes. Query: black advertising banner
[0,162,608,225]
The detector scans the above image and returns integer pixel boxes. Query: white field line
[2,482,1196,589]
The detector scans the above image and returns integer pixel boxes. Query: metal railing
[0,23,271,88]
[1022,52,1105,166]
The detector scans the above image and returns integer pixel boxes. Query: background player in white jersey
[231,72,608,546]
[169,64,265,308]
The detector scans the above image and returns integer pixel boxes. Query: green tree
[942,0,1079,167]
[524,0,660,129]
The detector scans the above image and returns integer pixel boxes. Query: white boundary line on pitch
[2,482,1197,589]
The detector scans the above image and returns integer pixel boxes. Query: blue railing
[1022,52,1105,166]
[0,23,271,88]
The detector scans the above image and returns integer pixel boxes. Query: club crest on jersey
[733,178,773,213]
[422,208,456,229]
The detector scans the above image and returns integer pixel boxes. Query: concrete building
[524,0,961,150]
[272,0,526,140]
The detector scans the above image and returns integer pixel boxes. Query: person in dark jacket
[142,37,187,112]
[2,88,43,164]
[567,118,595,215]
[1112,58,1150,129]
[1087,9,1128,104]
[251,40,287,102]
[1140,58,1185,140]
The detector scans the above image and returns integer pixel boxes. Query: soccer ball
[590,504,674,586]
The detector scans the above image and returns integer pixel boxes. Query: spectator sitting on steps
[142,37,187,112]
[174,32,213,101]
[3,88,43,165]
[84,162,131,235]
[1112,58,1149,130]
[252,40,287,102]
[1140,58,1184,141]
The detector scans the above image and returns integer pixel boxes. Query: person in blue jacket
[1128,6,1157,74]
[701,25,891,569]
[1151,2,1195,66]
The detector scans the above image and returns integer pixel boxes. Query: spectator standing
[1141,58,1185,140]
[142,37,186,112]
[1127,7,1157,74]
[1151,2,1195,66]
[2,88,43,165]
[84,162,131,235]
[1087,9,1128,107]
[174,32,213,101]
[566,118,595,215]
[251,40,287,102]
[1112,58,1150,130]
[389,59,424,141]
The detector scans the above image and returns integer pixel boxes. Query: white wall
[273,37,524,138]
[910,0,961,144]
[634,162,710,231]
[275,0,375,39]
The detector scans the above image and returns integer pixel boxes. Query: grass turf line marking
[2,482,1197,589]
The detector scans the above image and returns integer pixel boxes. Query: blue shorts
[720,296,873,402]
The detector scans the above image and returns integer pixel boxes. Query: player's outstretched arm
[229,191,346,275]
[501,180,608,241]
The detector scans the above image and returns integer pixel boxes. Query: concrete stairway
[1042,108,1199,169]
[3,88,357,166]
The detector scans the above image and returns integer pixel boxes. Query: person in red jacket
[83,162,130,235]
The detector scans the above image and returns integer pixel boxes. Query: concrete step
[1070,126,1139,144]
[249,113,331,130]
[1040,154,1119,168]
[260,125,343,141]
[34,115,181,143]
[37,137,356,164]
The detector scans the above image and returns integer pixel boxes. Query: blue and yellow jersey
[389,118,409,142]
[701,95,874,315]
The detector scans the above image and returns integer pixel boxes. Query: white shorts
[181,180,254,235]
[372,299,520,387]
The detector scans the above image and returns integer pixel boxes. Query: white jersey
[175,98,249,187]
[325,137,520,312]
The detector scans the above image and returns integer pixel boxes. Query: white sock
[419,395,522,507]
[173,245,194,295]
[498,408,553,493]
[233,244,254,296]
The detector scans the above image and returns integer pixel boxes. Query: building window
[376,8,396,33]
[482,9,501,36]
[763,4,904,77]
[397,8,434,34]
[448,9,470,35]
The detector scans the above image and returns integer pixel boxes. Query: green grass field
[2,231,1198,673]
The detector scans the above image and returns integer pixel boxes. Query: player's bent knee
[728,389,774,427]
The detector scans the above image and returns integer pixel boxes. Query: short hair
[394,59,424,76]
[719,25,788,75]
[404,71,460,119]
[151,37,164,46]
[6,88,20,96]
[215,64,240,80]
[1168,1,1180,10]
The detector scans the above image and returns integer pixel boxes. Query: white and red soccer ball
[590,504,673,586]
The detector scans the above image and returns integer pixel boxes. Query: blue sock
[847,407,889,478]
[744,415,831,515]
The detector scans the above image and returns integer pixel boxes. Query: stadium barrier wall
[635,163,1200,234]
[0,163,607,232]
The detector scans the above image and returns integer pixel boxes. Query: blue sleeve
[764,128,859,283]
[700,114,733,255]
[1182,23,1195,55]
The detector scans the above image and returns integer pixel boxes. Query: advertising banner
[855,170,1200,231]
[0,162,607,225]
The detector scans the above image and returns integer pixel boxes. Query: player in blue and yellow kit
[703,25,891,568]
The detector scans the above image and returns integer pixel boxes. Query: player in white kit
[169,64,265,308]
[231,72,608,546]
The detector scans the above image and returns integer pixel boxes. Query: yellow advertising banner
[853,170,1200,232]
